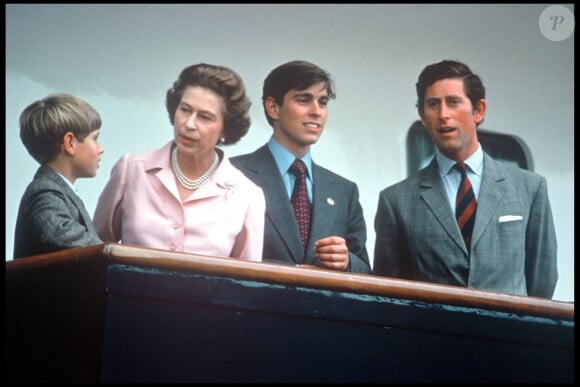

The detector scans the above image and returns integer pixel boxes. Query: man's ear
[418,109,427,128]
[264,96,279,120]
[63,132,76,155]
[473,99,487,125]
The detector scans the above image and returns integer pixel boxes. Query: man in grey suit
[373,60,557,298]
[231,60,371,274]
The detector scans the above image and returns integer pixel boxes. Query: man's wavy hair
[416,59,486,126]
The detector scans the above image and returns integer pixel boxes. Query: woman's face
[173,85,225,157]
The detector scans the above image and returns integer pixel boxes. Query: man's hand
[314,236,349,271]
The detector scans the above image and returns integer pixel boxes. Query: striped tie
[290,159,312,250]
[455,162,477,252]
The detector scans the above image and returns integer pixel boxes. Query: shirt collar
[55,170,79,194]
[437,143,484,177]
[267,136,312,177]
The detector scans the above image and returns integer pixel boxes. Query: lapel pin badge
[327,197,335,205]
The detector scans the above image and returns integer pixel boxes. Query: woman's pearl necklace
[171,146,219,190]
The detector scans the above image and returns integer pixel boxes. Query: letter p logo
[539,5,575,42]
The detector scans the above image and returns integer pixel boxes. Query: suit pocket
[498,218,524,234]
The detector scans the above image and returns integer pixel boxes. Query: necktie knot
[291,158,307,177]
[454,161,467,175]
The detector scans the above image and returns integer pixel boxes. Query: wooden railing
[5,243,574,383]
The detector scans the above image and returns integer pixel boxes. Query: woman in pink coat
[93,63,265,261]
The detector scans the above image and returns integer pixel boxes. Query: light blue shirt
[437,144,483,213]
[267,137,313,202]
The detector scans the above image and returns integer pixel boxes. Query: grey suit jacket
[373,152,558,298]
[13,166,102,259]
[231,145,371,274]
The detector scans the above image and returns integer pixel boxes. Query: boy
[13,93,104,259]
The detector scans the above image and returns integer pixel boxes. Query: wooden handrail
[7,243,574,321]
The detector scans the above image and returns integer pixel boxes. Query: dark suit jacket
[13,166,102,259]
[231,145,371,274]
[373,152,558,298]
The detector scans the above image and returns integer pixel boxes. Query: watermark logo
[539,5,575,42]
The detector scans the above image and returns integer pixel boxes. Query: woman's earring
[220,137,226,144]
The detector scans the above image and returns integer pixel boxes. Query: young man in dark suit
[231,60,371,274]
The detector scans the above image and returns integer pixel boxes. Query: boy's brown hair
[20,93,102,164]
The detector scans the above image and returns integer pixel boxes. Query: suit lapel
[246,146,304,262]
[471,153,507,248]
[419,160,467,254]
[38,166,94,229]
[305,165,337,264]
[421,153,508,255]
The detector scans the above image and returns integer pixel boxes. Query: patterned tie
[455,162,477,252]
[290,159,312,250]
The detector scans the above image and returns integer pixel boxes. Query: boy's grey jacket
[14,165,102,259]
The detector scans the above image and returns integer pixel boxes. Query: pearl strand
[171,146,219,190]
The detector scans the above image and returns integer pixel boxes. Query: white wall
[5,4,574,301]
